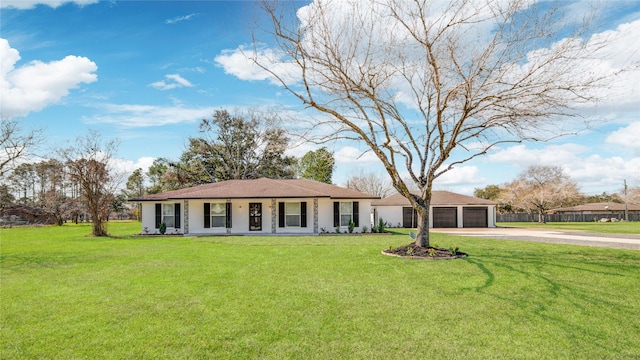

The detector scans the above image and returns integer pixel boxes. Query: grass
[498,221,640,234]
[2,222,639,359]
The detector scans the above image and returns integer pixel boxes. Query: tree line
[1,110,336,235]
[125,109,335,196]
[473,165,639,223]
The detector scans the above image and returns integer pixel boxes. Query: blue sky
[1,0,639,196]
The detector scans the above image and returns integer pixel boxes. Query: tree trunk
[91,218,108,236]
[538,210,546,224]
[414,207,430,248]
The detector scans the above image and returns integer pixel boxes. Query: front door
[249,203,262,231]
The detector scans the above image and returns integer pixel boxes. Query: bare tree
[500,165,581,223]
[0,119,41,177]
[8,163,36,204]
[628,185,640,206]
[35,159,68,226]
[345,171,394,198]
[59,132,121,236]
[254,0,630,247]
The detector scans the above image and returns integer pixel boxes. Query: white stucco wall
[316,198,372,233]
[140,197,373,235]
[140,201,185,234]
[373,205,497,228]
[375,206,404,228]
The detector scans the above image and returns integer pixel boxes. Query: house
[549,202,640,221]
[130,178,379,235]
[550,202,640,215]
[0,203,57,226]
[372,191,498,228]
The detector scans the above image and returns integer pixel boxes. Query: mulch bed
[382,243,468,260]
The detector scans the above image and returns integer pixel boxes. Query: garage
[463,207,488,228]
[402,207,417,228]
[433,207,457,228]
[371,191,497,229]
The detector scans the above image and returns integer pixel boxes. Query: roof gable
[131,178,379,201]
[372,191,498,206]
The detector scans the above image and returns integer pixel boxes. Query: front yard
[498,221,640,234]
[1,222,639,359]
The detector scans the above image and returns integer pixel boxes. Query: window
[278,202,307,228]
[162,204,175,227]
[285,202,300,227]
[156,203,180,229]
[333,201,358,228]
[340,201,353,227]
[210,202,226,228]
[204,202,230,229]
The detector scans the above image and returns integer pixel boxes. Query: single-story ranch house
[549,202,640,221]
[550,202,640,215]
[131,178,379,235]
[372,191,498,228]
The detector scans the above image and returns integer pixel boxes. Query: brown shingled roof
[130,178,379,201]
[551,202,640,213]
[372,191,498,206]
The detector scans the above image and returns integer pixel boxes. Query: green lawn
[498,221,640,234]
[2,222,639,359]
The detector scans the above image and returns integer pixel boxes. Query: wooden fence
[497,212,639,222]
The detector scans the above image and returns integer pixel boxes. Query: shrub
[376,218,386,233]
[159,222,167,235]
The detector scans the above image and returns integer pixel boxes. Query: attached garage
[372,191,497,229]
[463,207,488,228]
[402,207,417,228]
[433,207,458,228]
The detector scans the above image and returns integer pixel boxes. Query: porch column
[183,199,189,234]
[271,198,277,233]
[313,198,319,233]
[227,199,232,234]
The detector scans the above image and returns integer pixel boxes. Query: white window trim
[210,202,226,228]
[162,204,175,228]
[339,201,353,227]
[285,202,301,227]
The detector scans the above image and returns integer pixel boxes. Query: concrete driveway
[431,227,640,250]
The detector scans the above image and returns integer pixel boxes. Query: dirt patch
[382,243,468,260]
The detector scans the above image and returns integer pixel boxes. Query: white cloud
[217,1,639,114]
[149,74,193,91]
[566,155,640,194]
[165,13,196,24]
[487,143,589,169]
[214,45,300,85]
[1,0,98,9]
[84,103,218,128]
[178,66,205,74]
[486,143,640,194]
[435,165,484,187]
[576,19,640,109]
[605,122,640,149]
[112,156,156,175]
[334,146,379,166]
[0,38,97,119]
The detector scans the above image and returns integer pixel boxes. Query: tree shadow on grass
[460,251,640,356]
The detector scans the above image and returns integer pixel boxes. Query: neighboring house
[130,178,379,235]
[0,203,57,226]
[550,202,640,216]
[372,191,498,228]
